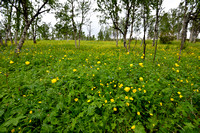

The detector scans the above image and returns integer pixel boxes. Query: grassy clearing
[0,40,200,132]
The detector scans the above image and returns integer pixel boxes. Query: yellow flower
[119,83,123,88]
[137,112,140,115]
[23,95,26,97]
[104,63,107,65]
[170,98,174,101]
[113,107,117,111]
[139,77,143,81]
[38,101,42,103]
[97,68,99,70]
[51,79,57,83]
[87,99,91,103]
[46,70,50,73]
[141,56,144,59]
[132,89,137,93]
[138,88,141,91]
[160,102,162,106]
[139,63,144,67]
[150,113,153,116]
[118,67,121,70]
[124,87,130,92]
[11,129,15,133]
[158,64,160,67]
[130,64,133,67]
[110,99,114,102]
[29,120,32,123]
[85,58,88,61]
[179,95,183,98]
[25,61,30,65]
[127,52,129,54]
[172,68,175,71]
[105,100,107,103]
[97,61,101,64]
[73,69,77,72]
[29,111,33,114]
[74,98,78,102]
[131,125,135,130]
[126,102,129,106]
[176,70,179,73]
[177,92,181,95]
[125,96,128,99]
[175,63,179,67]
[10,60,14,64]
[129,97,133,101]
[144,90,146,93]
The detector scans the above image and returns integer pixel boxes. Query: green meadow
[0,40,200,132]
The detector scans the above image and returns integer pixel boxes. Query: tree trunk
[9,27,13,45]
[0,34,4,46]
[179,3,189,61]
[78,30,81,48]
[152,37,155,46]
[123,34,127,51]
[153,1,159,62]
[74,30,77,48]
[116,29,118,47]
[143,8,147,60]
[128,23,134,52]
[14,31,18,45]
[15,22,30,53]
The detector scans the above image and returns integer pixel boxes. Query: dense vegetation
[0,40,199,132]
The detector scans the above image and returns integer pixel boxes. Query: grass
[0,40,200,132]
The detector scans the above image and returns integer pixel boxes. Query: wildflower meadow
[0,40,200,132]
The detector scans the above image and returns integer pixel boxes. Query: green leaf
[4,115,26,126]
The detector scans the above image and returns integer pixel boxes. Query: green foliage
[0,40,200,132]
[160,33,175,44]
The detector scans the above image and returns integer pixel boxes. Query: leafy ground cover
[0,40,200,132]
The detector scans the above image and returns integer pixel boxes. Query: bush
[160,33,175,44]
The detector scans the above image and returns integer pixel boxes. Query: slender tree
[77,0,91,48]
[153,0,163,62]
[179,0,200,60]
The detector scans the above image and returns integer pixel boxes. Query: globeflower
[124,87,130,92]
[129,97,133,101]
[113,107,117,111]
[10,60,14,64]
[119,83,123,88]
[139,77,143,81]
[51,79,57,83]
[74,98,78,102]
[110,99,114,102]
[175,63,179,67]
[139,63,144,67]
[131,125,135,130]
[170,98,174,101]
[132,89,137,93]
[25,61,30,65]
[126,102,129,106]
[137,112,140,115]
